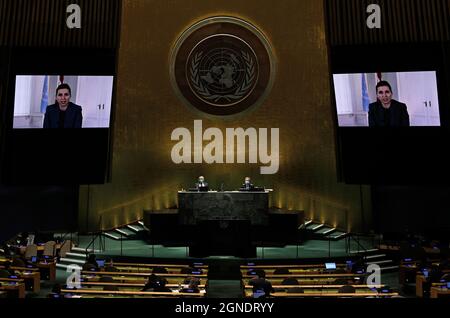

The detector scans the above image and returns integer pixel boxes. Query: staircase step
[65,252,87,259]
[363,254,386,260]
[104,232,121,240]
[326,231,348,239]
[138,220,144,226]
[56,263,83,270]
[53,233,78,239]
[315,227,336,235]
[349,248,380,254]
[56,263,69,270]
[127,224,145,232]
[380,265,399,271]
[366,260,394,265]
[306,223,325,231]
[71,247,101,253]
[59,258,85,265]
[115,228,135,236]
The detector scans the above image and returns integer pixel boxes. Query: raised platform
[143,208,305,257]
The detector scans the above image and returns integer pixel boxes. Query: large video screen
[13,75,114,129]
[333,71,440,127]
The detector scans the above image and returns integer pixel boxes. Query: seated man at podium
[240,177,255,191]
[195,176,209,192]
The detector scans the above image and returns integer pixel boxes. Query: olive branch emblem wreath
[190,51,256,103]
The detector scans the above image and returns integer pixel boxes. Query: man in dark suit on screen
[43,83,83,128]
[368,80,410,127]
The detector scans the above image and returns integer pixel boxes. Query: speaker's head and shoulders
[43,83,83,128]
[48,83,82,111]
[240,176,255,191]
[368,80,410,127]
[194,175,209,191]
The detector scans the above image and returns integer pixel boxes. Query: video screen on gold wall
[13,75,114,129]
[333,71,441,127]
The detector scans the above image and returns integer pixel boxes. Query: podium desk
[178,190,269,225]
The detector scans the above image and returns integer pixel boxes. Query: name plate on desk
[178,191,269,225]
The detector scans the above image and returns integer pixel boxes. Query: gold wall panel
[78,0,371,233]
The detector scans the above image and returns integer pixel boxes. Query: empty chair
[11,257,26,267]
[99,276,114,282]
[180,267,194,274]
[0,270,11,278]
[273,268,290,275]
[43,241,56,258]
[59,240,72,258]
[1,261,15,276]
[0,244,13,257]
[333,278,349,285]
[24,244,37,259]
[281,277,299,285]
[152,266,168,274]
[334,268,347,274]
[441,273,450,282]
[286,287,304,294]
[47,284,62,298]
[103,285,119,291]
[429,265,444,283]
[438,256,450,270]
[338,285,356,293]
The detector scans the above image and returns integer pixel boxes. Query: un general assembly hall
[0,0,449,312]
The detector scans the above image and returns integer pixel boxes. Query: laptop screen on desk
[325,263,336,270]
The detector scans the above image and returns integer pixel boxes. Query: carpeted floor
[75,235,375,260]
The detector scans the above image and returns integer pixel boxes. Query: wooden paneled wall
[0,0,121,48]
[325,0,450,45]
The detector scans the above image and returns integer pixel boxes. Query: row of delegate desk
[0,278,26,298]
[416,274,450,298]
[0,257,56,280]
[240,263,398,298]
[16,243,62,255]
[0,256,57,298]
[377,245,450,298]
[61,262,209,298]
[398,259,450,298]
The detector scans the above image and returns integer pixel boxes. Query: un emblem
[170,17,276,117]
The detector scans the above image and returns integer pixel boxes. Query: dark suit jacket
[43,102,83,128]
[195,182,209,191]
[240,183,255,191]
[249,278,274,297]
[368,100,409,127]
